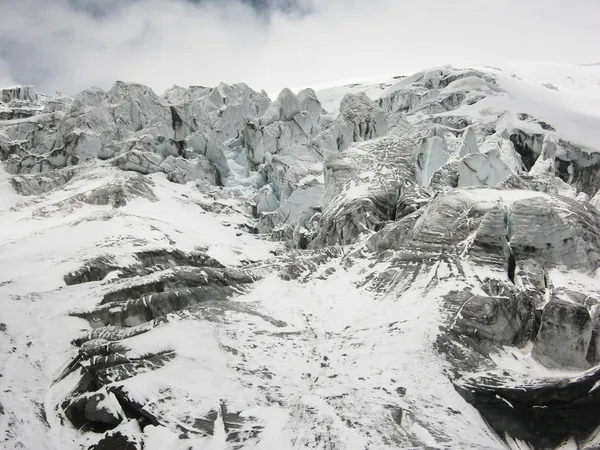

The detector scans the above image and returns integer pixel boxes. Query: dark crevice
[555,158,571,183]
[507,254,516,284]
[509,132,540,171]
[170,106,183,132]
[455,365,600,450]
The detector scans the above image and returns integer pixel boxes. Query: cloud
[0,59,16,87]
[0,0,598,96]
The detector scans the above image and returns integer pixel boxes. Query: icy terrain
[1,62,600,450]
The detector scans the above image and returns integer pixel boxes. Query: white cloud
[0,0,598,96]
[0,61,16,88]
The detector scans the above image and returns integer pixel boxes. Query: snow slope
[316,61,600,150]
[0,162,506,449]
[0,163,277,449]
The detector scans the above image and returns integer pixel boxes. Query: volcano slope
[2,63,600,449]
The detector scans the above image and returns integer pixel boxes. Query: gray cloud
[0,0,598,96]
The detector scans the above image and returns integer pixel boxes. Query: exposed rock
[84,392,124,427]
[310,135,427,248]
[88,431,142,450]
[532,297,593,369]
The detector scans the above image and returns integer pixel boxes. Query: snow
[314,76,397,114]
[0,165,20,209]
[0,163,278,450]
[314,62,600,155]
[454,63,600,150]
[344,179,370,200]
[3,61,600,449]
[0,161,508,448]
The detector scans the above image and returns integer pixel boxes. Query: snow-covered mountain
[2,61,600,450]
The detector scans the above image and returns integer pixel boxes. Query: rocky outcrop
[532,297,593,369]
[57,251,284,447]
[455,365,600,449]
[309,135,429,248]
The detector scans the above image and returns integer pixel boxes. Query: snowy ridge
[1,62,600,450]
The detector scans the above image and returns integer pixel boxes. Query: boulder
[84,392,124,427]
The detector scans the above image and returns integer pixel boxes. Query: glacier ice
[2,62,600,450]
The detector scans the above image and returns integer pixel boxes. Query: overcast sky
[0,0,598,96]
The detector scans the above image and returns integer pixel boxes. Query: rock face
[310,135,428,248]
[3,62,600,450]
[532,297,593,369]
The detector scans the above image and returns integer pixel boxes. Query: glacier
[1,62,600,449]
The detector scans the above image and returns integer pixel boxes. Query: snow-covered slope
[2,62,600,450]
[317,61,600,148]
